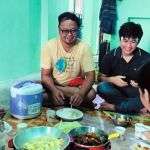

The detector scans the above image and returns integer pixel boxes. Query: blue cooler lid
[11,80,43,97]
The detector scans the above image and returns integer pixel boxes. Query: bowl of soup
[69,126,111,150]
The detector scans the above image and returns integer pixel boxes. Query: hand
[52,88,65,105]
[130,80,138,87]
[70,92,84,106]
[110,75,128,87]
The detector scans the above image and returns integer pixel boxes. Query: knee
[97,82,111,94]
[87,88,96,101]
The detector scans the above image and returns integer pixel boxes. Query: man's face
[120,37,139,56]
[59,19,78,45]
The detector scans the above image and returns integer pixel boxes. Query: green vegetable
[23,136,64,150]
[55,121,81,133]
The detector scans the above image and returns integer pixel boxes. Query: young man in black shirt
[97,22,150,114]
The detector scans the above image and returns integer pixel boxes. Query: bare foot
[140,107,148,113]
[100,102,115,111]
[140,108,150,116]
[140,112,150,117]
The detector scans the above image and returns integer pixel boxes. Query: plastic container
[10,80,43,119]
[46,109,59,126]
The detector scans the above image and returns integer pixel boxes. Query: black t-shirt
[101,47,150,81]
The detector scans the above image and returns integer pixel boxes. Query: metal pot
[13,126,70,150]
[69,126,111,150]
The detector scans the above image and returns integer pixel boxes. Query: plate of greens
[56,108,83,121]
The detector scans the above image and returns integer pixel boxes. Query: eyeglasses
[59,27,79,35]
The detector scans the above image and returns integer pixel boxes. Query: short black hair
[58,12,81,28]
[119,22,143,42]
[138,61,150,91]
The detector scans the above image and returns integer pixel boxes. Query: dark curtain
[98,40,110,71]
[99,0,117,34]
[98,0,117,71]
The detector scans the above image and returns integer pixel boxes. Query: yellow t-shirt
[41,38,95,85]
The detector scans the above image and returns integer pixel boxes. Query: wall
[2,0,149,81]
[48,0,69,39]
[0,0,41,81]
[82,0,101,54]
[1,0,100,81]
[111,0,150,52]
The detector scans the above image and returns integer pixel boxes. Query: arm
[70,70,95,106]
[41,68,57,92]
[41,68,64,105]
[79,70,95,96]
[99,73,128,87]
[70,43,95,106]
[98,49,128,87]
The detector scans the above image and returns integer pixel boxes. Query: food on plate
[73,133,103,146]
[67,110,79,118]
[22,136,64,150]
[56,108,83,121]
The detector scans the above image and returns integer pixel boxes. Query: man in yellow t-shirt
[41,12,96,107]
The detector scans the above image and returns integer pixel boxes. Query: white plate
[56,108,83,121]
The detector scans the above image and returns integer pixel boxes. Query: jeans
[97,81,143,114]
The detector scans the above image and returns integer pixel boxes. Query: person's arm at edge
[98,73,115,83]
[98,73,127,87]
[78,70,95,97]
[41,68,57,93]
